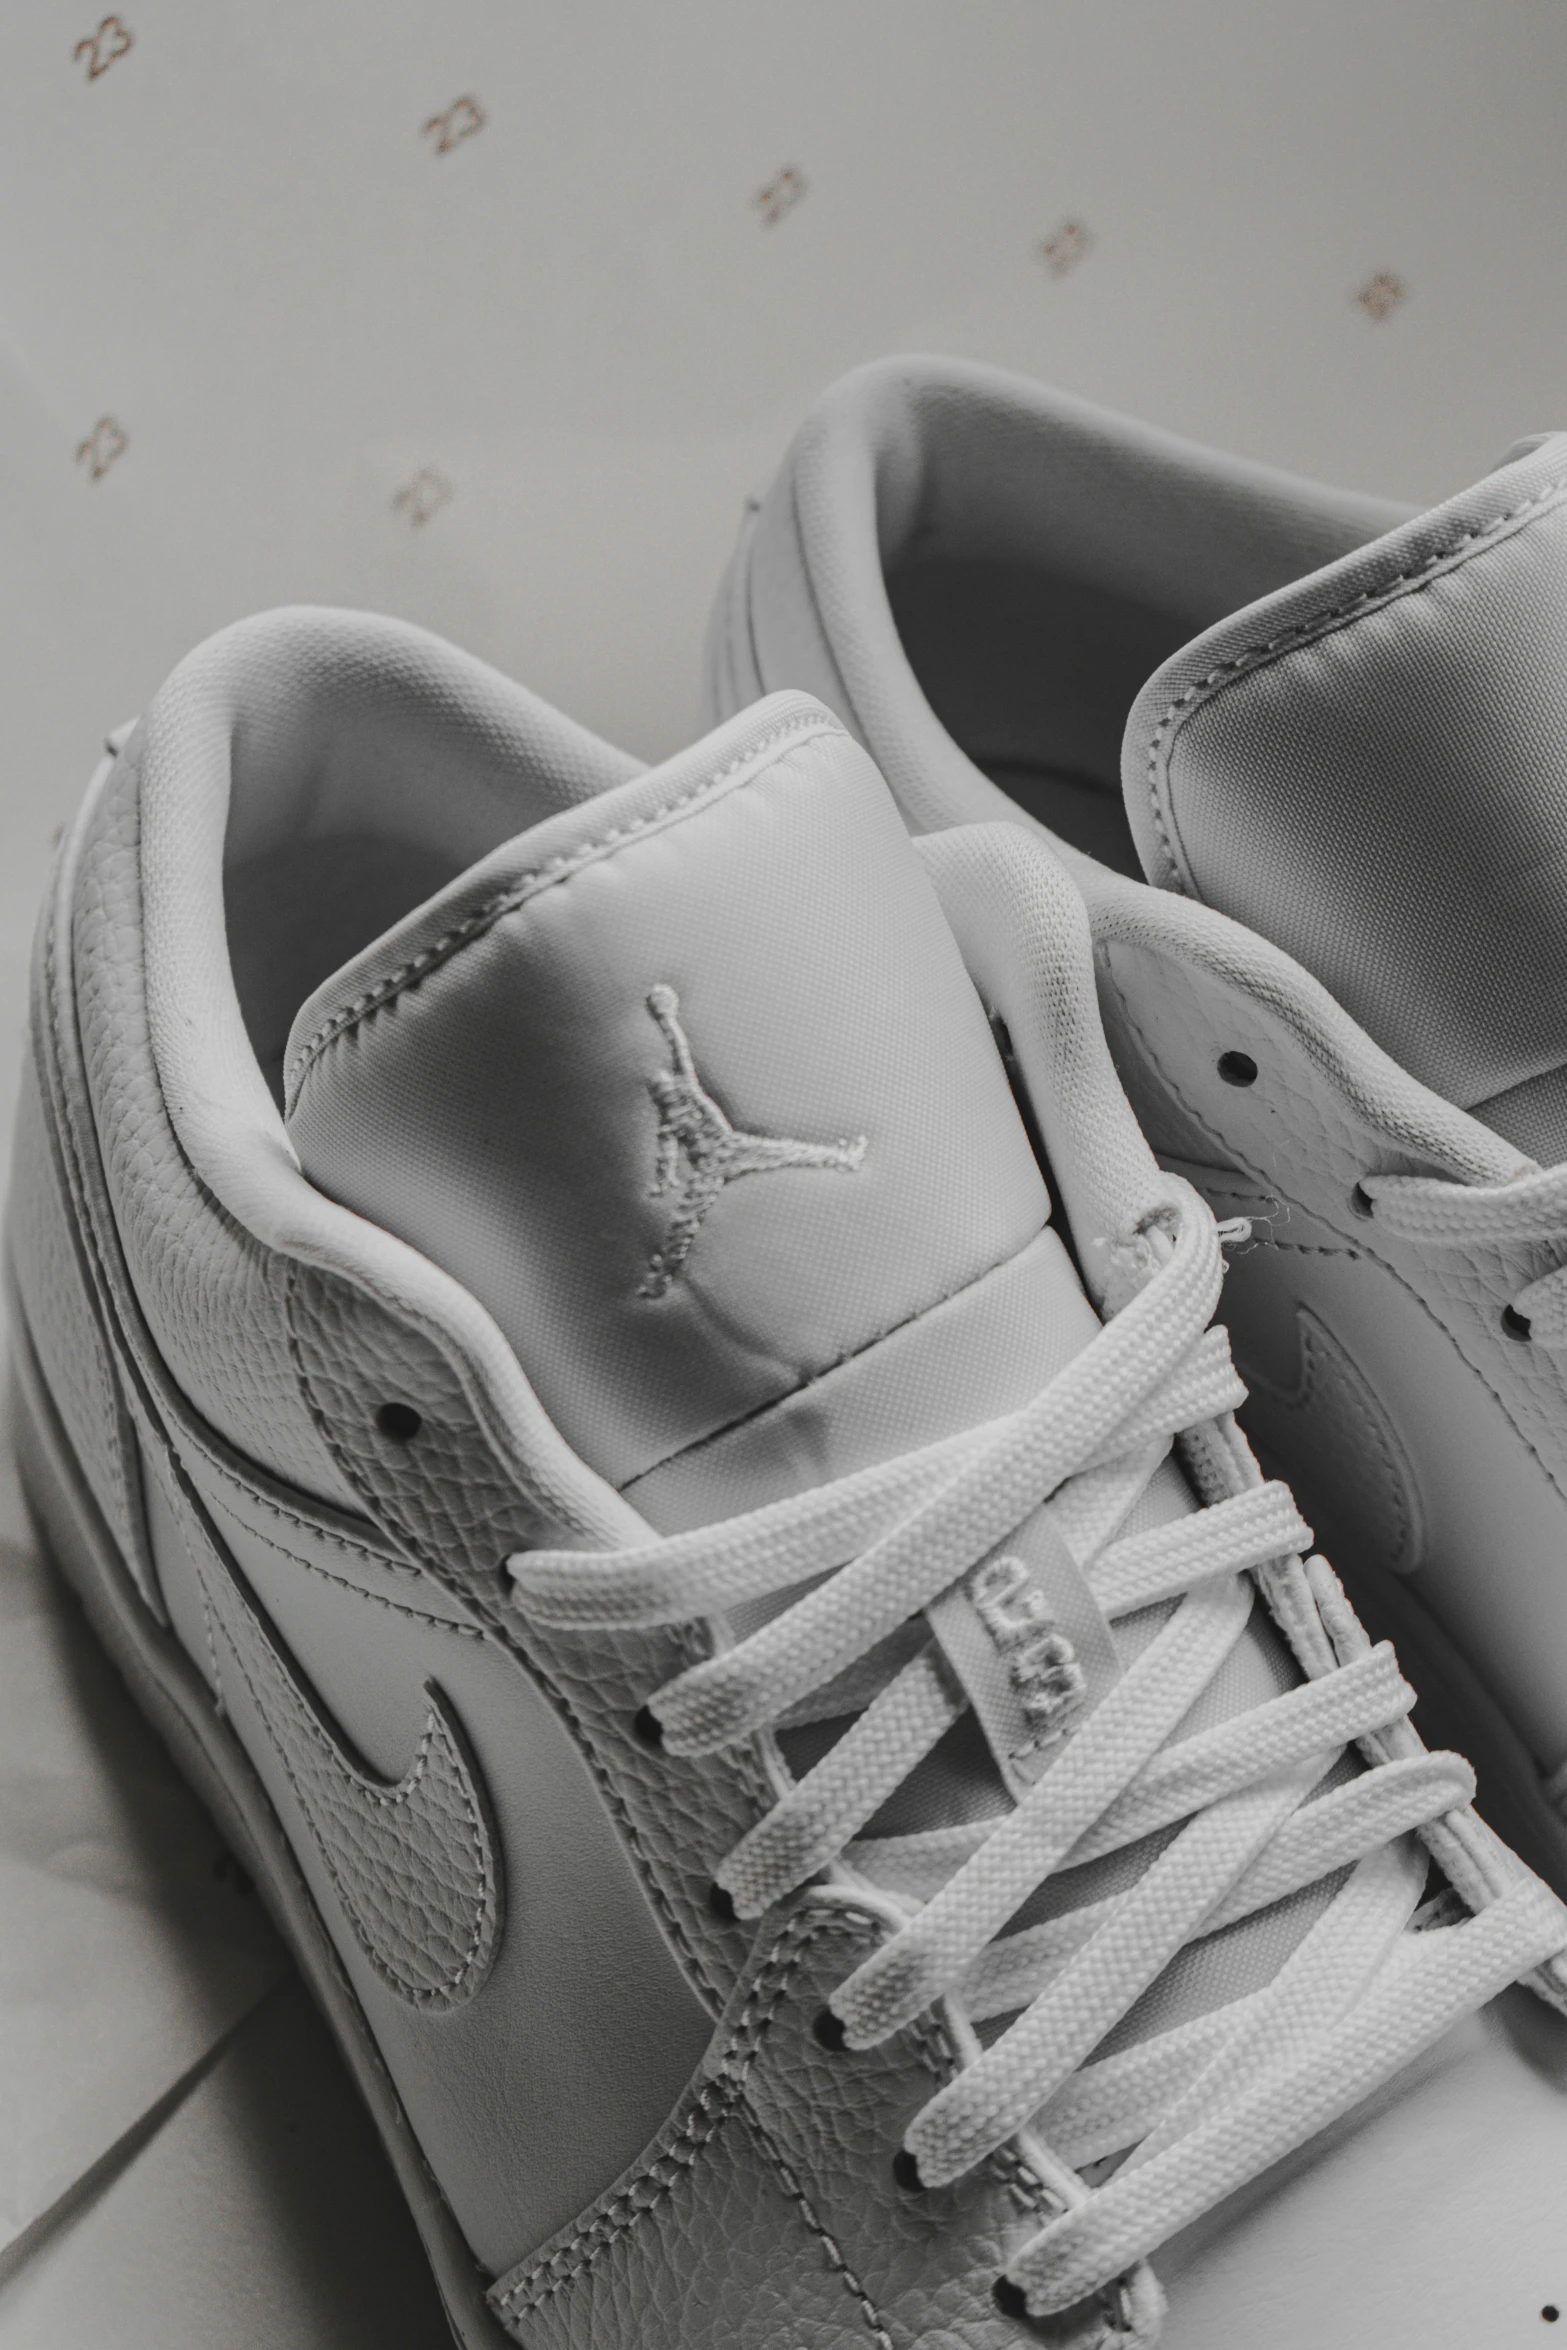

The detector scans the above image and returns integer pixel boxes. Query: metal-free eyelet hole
[892,2147,926,2194]
[993,2275,1030,2322]
[1503,1304,1534,1342]
[375,1402,423,1443]
[707,1880,737,1922]
[812,2006,848,2052]
[632,1704,665,1749]
[1217,1051,1258,1088]
[1349,1183,1375,1220]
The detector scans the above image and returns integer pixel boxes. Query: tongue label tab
[927,1511,1122,1802]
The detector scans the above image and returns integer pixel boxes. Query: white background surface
[3,4,1566,2339]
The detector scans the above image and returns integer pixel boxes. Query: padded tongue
[286,687,1318,2030]
[1123,430,1567,1163]
[284,694,1083,1514]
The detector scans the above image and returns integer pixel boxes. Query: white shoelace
[509,1184,1567,2319]
[1361,1160,1567,1344]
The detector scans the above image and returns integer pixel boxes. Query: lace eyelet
[1349,1182,1375,1220]
[707,1880,737,1922]
[631,1704,665,1749]
[1503,1304,1534,1342]
[892,2147,926,2194]
[993,2276,1030,2321]
[1217,1051,1258,1088]
[375,1401,422,1442]
[811,2006,848,2052]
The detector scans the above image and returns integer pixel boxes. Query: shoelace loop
[508,1180,1567,2316]
[1358,1162,1567,1344]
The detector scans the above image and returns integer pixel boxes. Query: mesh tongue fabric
[1122,430,1567,1164]
[285,689,1321,2036]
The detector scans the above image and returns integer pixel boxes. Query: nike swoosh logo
[189,1510,501,2012]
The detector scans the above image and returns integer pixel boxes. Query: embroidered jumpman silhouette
[640,984,867,1299]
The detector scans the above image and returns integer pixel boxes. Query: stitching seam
[1247,1309,1416,1561]
[202,1462,427,1578]
[905,2011,1058,2215]
[284,712,843,1100]
[742,2110,895,2350]
[42,828,426,1587]
[282,1271,740,2011]
[494,1906,889,2321]
[198,1561,492,2003]
[1102,962,1567,1512]
[1142,472,1567,888]
[624,1221,1050,1494]
[40,900,137,1552]
[509,1623,735,2010]
[205,1491,483,1637]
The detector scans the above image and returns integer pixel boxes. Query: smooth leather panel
[1126,436,1567,1143]
[1155,1990,1567,2350]
[1231,1293,1424,1579]
[625,1229,1098,1534]
[1094,928,1567,1793]
[491,1896,1148,2350]
[137,1410,715,2274]
[283,1255,767,2011]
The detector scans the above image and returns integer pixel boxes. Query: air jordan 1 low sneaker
[707,358,1567,1892]
[12,605,1567,2347]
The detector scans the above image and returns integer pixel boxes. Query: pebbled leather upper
[16,617,1156,2345]
[71,729,362,1509]
[284,1247,767,2010]
[192,1516,503,2012]
[489,1896,1144,2350]
[23,596,1567,2349]
[1083,895,1567,1880]
[707,353,1567,1884]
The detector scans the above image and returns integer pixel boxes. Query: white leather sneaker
[12,606,1567,2348]
[706,357,1567,1893]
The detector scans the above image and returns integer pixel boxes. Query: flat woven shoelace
[1362,1161,1567,1343]
[509,1185,1567,2318]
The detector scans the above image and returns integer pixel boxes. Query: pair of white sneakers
[12,356,1567,2348]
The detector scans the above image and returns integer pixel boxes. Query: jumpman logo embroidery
[639,985,866,1299]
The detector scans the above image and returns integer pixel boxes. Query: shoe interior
[875,369,1409,874]
[214,613,641,1105]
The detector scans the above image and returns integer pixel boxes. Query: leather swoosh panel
[211,1591,499,2010]
[175,1470,502,2011]
[135,1413,718,2272]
